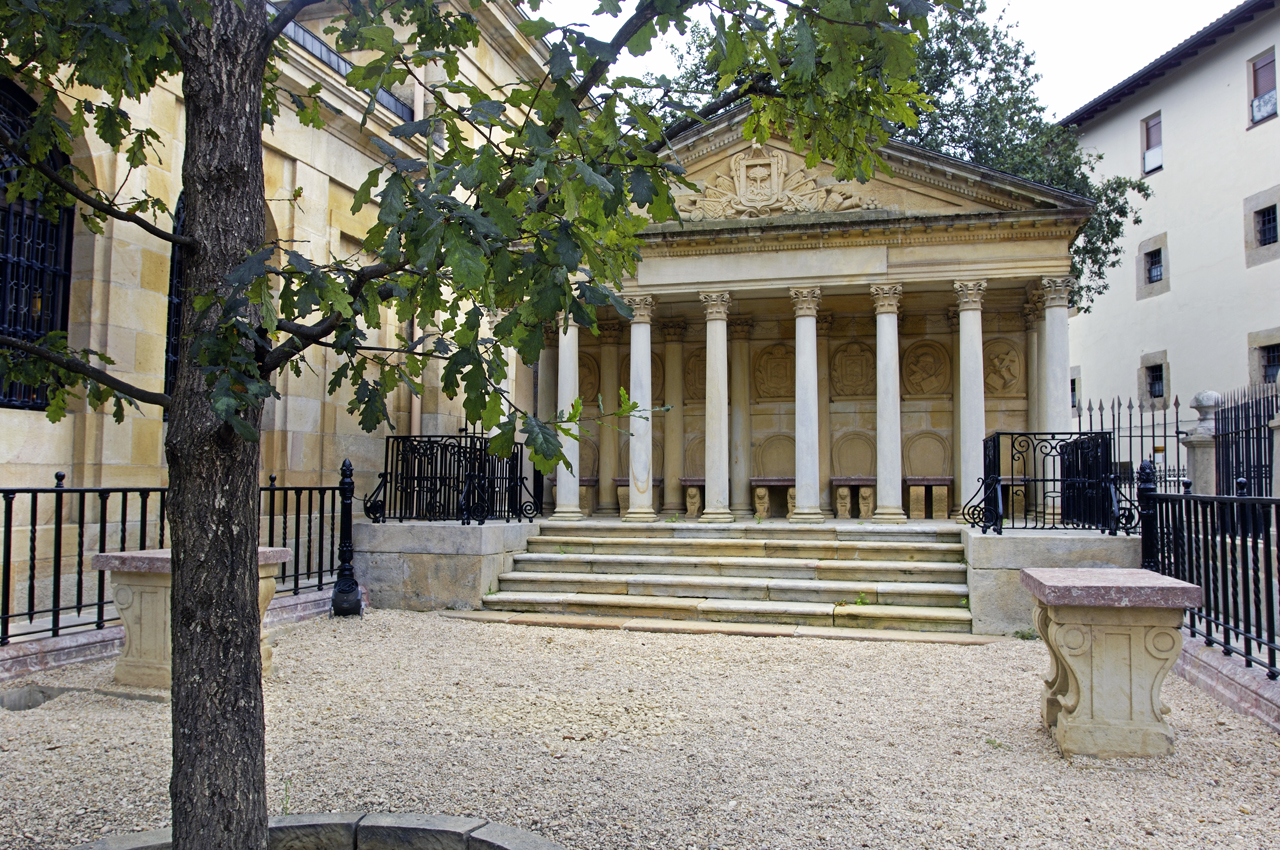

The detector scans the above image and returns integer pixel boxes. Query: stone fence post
[1179,390,1221,494]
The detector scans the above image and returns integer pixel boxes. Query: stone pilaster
[659,318,686,514]
[623,297,658,521]
[955,281,987,509]
[948,306,962,514]
[790,288,824,523]
[1023,303,1040,435]
[550,319,581,521]
[701,292,734,523]
[816,312,833,516]
[1041,277,1074,435]
[596,319,622,516]
[1181,390,1222,494]
[871,285,906,522]
[728,316,754,518]
[537,324,558,513]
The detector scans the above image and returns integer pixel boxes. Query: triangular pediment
[664,114,1092,225]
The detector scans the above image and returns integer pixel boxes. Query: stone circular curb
[73,812,566,850]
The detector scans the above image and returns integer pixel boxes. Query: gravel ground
[2,610,1279,850]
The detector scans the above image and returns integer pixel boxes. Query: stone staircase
[481,520,972,632]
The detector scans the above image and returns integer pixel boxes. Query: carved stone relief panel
[830,342,876,397]
[832,433,876,477]
[753,343,795,400]
[685,348,707,401]
[579,352,600,403]
[754,434,796,478]
[903,432,951,477]
[901,340,952,396]
[620,352,666,405]
[983,338,1024,396]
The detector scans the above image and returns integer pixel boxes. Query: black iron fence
[1215,383,1278,497]
[1,472,344,645]
[1075,395,1186,493]
[1144,472,1278,680]
[364,434,539,525]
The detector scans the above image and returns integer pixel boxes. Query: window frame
[1146,364,1165,400]
[1250,48,1277,126]
[1142,112,1163,174]
[1263,343,1280,385]
[1144,248,1164,284]
[1257,204,1278,248]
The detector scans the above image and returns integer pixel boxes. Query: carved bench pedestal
[1022,568,1202,758]
[92,547,292,689]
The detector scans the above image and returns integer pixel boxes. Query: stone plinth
[1022,567,1202,758]
[91,547,292,688]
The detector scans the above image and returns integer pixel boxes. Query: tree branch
[262,0,329,47]
[0,335,171,408]
[0,126,198,249]
[646,74,778,153]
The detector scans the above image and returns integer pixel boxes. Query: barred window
[1144,248,1164,283]
[164,194,185,404]
[1263,344,1280,384]
[1146,364,1165,399]
[1257,204,1278,247]
[0,82,74,410]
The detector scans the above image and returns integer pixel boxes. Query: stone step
[498,571,969,607]
[527,535,965,562]
[482,591,973,631]
[511,552,968,583]
[535,519,962,544]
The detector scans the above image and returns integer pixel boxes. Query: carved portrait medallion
[831,342,876,397]
[983,338,1023,395]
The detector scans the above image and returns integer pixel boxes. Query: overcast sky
[534,0,1246,119]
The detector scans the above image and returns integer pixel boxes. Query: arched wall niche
[903,431,951,477]
[832,433,876,477]
[754,434,796,478]
[684,435,705,478]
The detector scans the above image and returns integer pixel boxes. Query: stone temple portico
[538,113,1093,525]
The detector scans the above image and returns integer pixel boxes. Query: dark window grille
[0,82,73,410]
[1145,248,1163,283]
[1263,344,1280,385]
[163,194,185,404]
[1257,204,1278,247]
[1146,364,1165,399]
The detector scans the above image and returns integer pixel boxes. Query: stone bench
[91,546,292,688]
[1021,567,1202,758]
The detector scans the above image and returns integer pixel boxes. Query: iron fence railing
[0,472,344,645]
[1145,473,1279,680]
[364,434,539,524]
[1215,383,1278,497]
[1075,395,1186,493]
[962,431,1138,535]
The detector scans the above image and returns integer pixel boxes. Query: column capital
[947,306,960,332]
[870,284,903,314]
[1023,306,1039,331]
[1040,277,1075,308]
[790,287,822,318]
[953,280,987,311]
[728,316,754,340]
[543,322,559,347]
[816,311,834,337]
[656,317,686,343]
[598,319,623,344]
[700,291,732,321]
[623,295,655,324]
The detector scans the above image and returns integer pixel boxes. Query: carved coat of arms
[675,143,880,220]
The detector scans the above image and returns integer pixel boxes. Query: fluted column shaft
[790,289,824,523]
[955,281,988,505]
[550,320,581,521]
[1042,278,1074,434]
[701,292,734,522]
[872,285,906,522]
[624,297,658,521]
[537,325,558,513]
[729,317,753,517]
[660,319,686,513]
[597,320,621,516]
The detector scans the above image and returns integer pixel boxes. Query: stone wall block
[358,813,487,850]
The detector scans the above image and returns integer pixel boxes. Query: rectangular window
[1143,113,1163,173]
[1253,49,1277,123]
[1070,378,1078,409]
[1145,248,1164,283]
[1264,344,1280,384]
[1258,204,1278,247]
[1146,364,1165,399]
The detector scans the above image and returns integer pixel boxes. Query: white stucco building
[1064,0,1280,410]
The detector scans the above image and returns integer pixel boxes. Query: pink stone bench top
[91,547,293,573]
[1021,568,1202,609]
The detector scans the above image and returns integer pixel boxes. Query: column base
[871,506,908,523]
[549,508,583,522]
[623,510,659,523]
[595,506,620,518]
[700,510,735,523]
[789,509,826,524]
[730,507,755,519]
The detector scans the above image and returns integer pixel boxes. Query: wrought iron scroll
[371,434,538,524]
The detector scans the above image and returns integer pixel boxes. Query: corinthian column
[550,319,581,521]
[1042,277,1074,434]
[871,285,906,522]
[624,296,658,522]
[596,320,622,516]
[660,318,686,514]
[1024,302,1040,434]
[728,316,754,518]
[701,292,734,523]
[817,313,833,516]
[955,280,987,505]
[948,307,963,514]
[791,288,824,523]
[537,324,558,513]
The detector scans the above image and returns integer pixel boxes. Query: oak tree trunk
[165,2,271,849]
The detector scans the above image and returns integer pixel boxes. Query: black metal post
[1138,459,1157,571]
[331,459,363,617]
